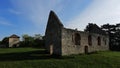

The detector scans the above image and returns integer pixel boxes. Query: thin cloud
[67,0,120,30]
[8,9,21,15]
[0,17,13,26]
[11,0,63,26]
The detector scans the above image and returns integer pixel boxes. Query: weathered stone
[45,11,109,56]
[9,34,20,47]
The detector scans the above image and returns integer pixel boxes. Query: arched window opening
[88,35,92,46]
[98,36,101,46]
[104,39,106,45]
[75,33,81,45]
[103,38,106,45]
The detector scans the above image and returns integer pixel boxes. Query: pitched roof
[9,34,20,38]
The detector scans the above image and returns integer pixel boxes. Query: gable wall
[45,11,63,55]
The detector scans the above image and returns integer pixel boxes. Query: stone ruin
[45,11,109,56]
[9,34,20,47]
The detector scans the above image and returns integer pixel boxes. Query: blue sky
[0,0,120,40]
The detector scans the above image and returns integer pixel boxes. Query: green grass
[0,48,119,68]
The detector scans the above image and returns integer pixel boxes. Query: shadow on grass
[0,50,74,61]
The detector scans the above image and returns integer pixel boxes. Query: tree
[22,34,30,41]
[84,23,93,32]
[0,37,9,47]
[101,23,120,51]
[34,34,43,40]
[20,34,45,48]
[33,34,44,48]
[20,34,34,47]
[84,23,106,35]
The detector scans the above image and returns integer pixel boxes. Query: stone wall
[61,28,109,55]
[45,11,63,55]
[45,11,109,56]
[9,38,20,47]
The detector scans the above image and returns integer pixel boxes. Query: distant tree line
[0,34,45,48]
[1,23,120,51]
[101,23,120,51]
[85,23,120,51]
[0,37,9,48]
[20,34,45,48]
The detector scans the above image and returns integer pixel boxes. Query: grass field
[0,48,119,68]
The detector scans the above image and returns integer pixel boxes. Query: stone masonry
[9,34,20,47]
[45,11,109,56]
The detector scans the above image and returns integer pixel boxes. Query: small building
[9,34,20,47]
[45,11,109,56]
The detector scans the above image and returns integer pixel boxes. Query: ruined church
[45,11,109,56]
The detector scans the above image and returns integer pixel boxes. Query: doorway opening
[74,33,81,45]
[84,46,88,54]
[50,44,53,55]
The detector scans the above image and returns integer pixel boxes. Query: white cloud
[8,9,21,15]
[11,0,63,26]
[0,17,13,26]
[66,0,120,31]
